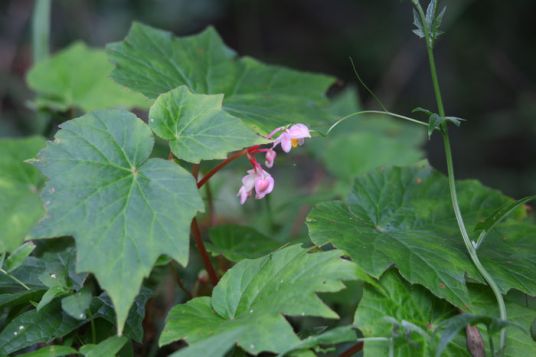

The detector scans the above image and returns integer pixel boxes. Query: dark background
[1,0,535,197]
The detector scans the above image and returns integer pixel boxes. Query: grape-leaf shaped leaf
[206,224,282,262]
[354,269,467,357]
[0,137,45,253]
[149,86,265,163]
[307,162,536,309]
[107,23,335,134]
[30,110,203,334]
[160,245,358,354]
[27,42,151,112]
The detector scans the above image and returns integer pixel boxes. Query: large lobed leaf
[0,137,45,253]
[30,109,203,334]
[27,42,150,112]
[149,86,265,163]
[355,269,467,357]
[107,23,335,134]
[160,245,358,355]
[307,162,536,310]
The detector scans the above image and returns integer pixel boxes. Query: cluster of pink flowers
[237,124,311,204]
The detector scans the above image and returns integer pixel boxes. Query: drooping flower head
[237,167,275,205]
[236,123,309,204]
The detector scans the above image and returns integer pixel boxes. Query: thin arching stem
[412,0,507,350]
[326,110,427,135]
[0,268,30,290]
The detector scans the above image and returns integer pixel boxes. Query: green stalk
[32,0,51,64]
[0,268,30,290]
[412,0,507,351]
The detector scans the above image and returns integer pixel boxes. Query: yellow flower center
[291,138,299,148]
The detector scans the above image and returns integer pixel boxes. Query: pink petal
[254,171,275,199]
[265,149,277,168]
[237,186,250,205]
[280,133,292,153]
[287,123,311,139]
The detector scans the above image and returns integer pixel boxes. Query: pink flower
[265,149,277,168]
[273,123,311,153]
[237,168,275,204]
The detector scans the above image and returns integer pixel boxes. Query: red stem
[191,218,219,286]
[339,341,364,357]
[197,149,248,188]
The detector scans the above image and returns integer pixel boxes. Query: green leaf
[354,270,467,357]
[435,313,516,357]
[160,245,358,354]
[62,288,92,320]
[0,289,44,309]
[0,256,45,289]
[161,296,299,354]
[149,86,264,163]
[412,9,425,38]
[30,109,203,334]
[531,318,536,342]
[37,285,68,311]
[427,113,443,139]
[313,89,425,184]
[467,286,536,357]
[0,136,45,253]
[95,287,152,343]
[107,23,335,134]
[169,328,245,357]
[17,345,79,357]
[27,42,150,112]
[307,163,536,309]
[411,107,433,116]
[475,194,535,234]
[79,336,128,357]
[318,132,422,181]
[4,242,35,272]
[0,301,84,355]
[206,224,282,262]
[276,326,357,356]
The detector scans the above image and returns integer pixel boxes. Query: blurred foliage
[1,0,535,197]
